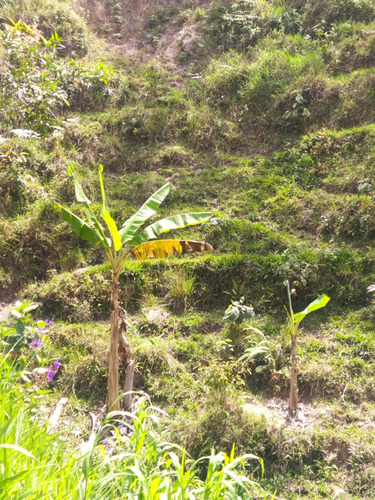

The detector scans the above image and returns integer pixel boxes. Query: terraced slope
[1,0,375,497]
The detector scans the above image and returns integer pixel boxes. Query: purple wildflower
[39,319,52,334]
[47,361,61,382]
[38,319,52,334]
[29,338,42,349]
[102,440,110,452]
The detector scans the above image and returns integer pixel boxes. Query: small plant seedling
[223,297,255,346]
[223,297,254,325]
[284,280,330,416]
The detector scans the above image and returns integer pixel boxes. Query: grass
[2,0,375,497]
[0,347,267,499]
[7,302,373,498]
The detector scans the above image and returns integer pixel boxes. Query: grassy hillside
[1,0,375,497]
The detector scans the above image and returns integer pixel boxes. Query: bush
[0,21,115,134]
[301,0,375,35]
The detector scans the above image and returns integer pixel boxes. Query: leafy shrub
[0,21,114,134]
[0,22,68,133]
[205,0,262,52]
[0,143,31,214]
[205,0,301,53]
[1,301,42,356]
[324,22,375,74]
[224,297,254,325]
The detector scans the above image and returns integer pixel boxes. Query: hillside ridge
[1,0,375,497]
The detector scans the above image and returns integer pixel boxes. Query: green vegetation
[284,281,330,414]
[0,340,264,498]
[60,165,211,411]
[1,0,375,497]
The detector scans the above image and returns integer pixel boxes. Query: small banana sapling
[285,281,330,416]
[58,165,212,411]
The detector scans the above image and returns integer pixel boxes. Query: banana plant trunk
[108,271,135,412]
[289,333,298,415]
[108,274,121,412]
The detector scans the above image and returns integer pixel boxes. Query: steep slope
[1,0,375,497]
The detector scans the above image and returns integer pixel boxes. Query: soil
[243,395,334,431]
[0,301,12,321]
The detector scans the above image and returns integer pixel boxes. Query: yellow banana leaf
[132,240,213,260]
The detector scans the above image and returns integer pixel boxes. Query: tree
[58,165,212,411]
[285,281,330,416]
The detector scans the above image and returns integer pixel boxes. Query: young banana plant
[58,165,213,411]
[285,281,330,416]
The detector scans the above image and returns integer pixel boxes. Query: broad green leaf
[128,212,212,246]
[294,294,330,323]
[67,166,110,246]
[119,183,172,243]
[84,206,109,246]
[22,304,38,313]
[132,239,213,260]
[101,207,122,251]
[16,320,25,335]
[67,165,91,204]
[59,205,104,247]
[98,164,107,207]
[97,165,122,251]
[223,306,240,323]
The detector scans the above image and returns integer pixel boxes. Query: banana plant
[58,165,212,411]
[284,281,330,416]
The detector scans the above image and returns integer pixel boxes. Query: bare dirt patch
[243,395,334,431]
[0,301,12,322]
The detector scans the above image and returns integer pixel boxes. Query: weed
[164,267,196,314]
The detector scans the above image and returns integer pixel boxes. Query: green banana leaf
[68,165,109,247]
[294,294,330,323]
[67,165,91,204]
[128,212,212,246]
[119,183,172,243]
[98,165,122,251]
[59,205,110,248]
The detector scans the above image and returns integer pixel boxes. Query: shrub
[301,0,375,35]
[0,21,114,134]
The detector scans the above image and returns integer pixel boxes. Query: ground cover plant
[1,0,375,497]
